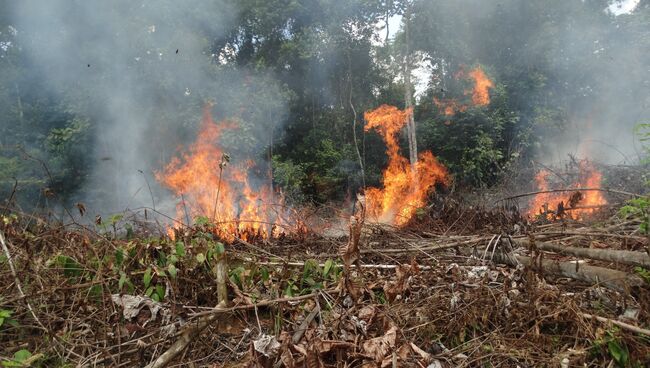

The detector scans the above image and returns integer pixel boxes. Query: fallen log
[512,239,650,269]
[492,252,646,292]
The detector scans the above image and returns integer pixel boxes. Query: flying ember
[364,105,449,225]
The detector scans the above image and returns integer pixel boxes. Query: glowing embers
[527,161,607,220]
[156,105,295,242]
[364,105,449,225]
[434,66,494,117]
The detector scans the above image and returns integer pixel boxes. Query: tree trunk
[403,6,418,171]
[348,52,365,188]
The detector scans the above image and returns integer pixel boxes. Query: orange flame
[156,105,291,242]
[364,105,449,225]
[527,161,607,220]
[467,67,494,106]
[434,66,494,117]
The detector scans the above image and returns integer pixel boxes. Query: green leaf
[13,349,32,362]
[143,267,152,289]
[168,264,177,279]
[175,242,186,257]
[194,216,210,226]
[156,285,165,301]
[114,248,124,267]
[323,259,333,278]
[196,253,206,264]
[152,293,160,302]
[608,340,628,364]
[260,267,270,282]
[215,242,225,255]
[118,271,127,291]
[145,286,155,298]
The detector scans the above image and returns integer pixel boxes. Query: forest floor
[1,198,649,367]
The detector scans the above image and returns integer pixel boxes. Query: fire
[467,67,494,106]
[364,105,449,225]
[527,161,607,220]
[433,66,494,117]
[156,105,291,242]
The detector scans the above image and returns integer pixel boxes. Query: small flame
[364,105,449,225]
[156,105,295,242]
[434,66,494,117]
[527,161,607,220]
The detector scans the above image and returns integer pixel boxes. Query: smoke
[8,0,288,215]
[411,0,649,166]
[544,1,649,165]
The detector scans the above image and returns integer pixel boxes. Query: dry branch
[492,252,645,292]
[513,239,650,268]
[580,313,650,336]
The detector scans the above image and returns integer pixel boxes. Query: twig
[581,313,650,336]
[0,230,48,332]
[139,169,157,211]
[292,305,320,344]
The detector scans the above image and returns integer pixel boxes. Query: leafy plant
[1,349,39,367]
[619,197,650,234]
[591,328,630,367]
[633,267,650,284]
[0,309,18,329]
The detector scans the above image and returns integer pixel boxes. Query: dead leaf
[410,342,432,362]
[383,261,418,302]
[253,334,281,358]
[362,325,398,363]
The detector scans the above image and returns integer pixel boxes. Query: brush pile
[1,201,649,367]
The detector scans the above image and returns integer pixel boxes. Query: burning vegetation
[527,160,608,220]
[363,105,449,225]
[433,66,494,117]
[156,106,296,242]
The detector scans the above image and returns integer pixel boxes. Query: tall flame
[467,67,494,106]
[156,105,290,241]
[434,66,494,117]
[364,105,449,225]
[527,161,607,220]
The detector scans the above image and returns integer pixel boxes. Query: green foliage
[272,156,307,202]
[619,197,650,234]
[633,267,650,284]
[1,349,39,367]
[590,328,635,367]
[51,255,83,278]
[0,309,18,329]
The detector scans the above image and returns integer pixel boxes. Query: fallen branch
[491,252,645,292]
[513,239,650,268]
[581,313,650,336]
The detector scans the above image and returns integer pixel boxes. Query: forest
[1,0,649,367]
